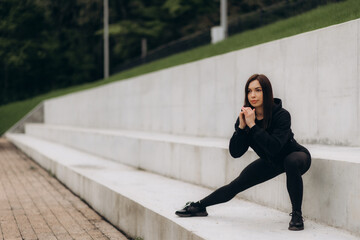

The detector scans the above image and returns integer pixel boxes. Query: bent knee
[283,152,310,174]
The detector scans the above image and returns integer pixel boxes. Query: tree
[0,0,103,105]
[0,0,52,103]
[106,0,219,66]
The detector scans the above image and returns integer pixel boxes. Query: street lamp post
[221,0,227,38]
[211,0,227,44]
[104,0,109,79]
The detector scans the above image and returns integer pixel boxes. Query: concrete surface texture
[6,134,360,240]
[0,138,128,240]
[21,123,360,235]
[42,19,360,146]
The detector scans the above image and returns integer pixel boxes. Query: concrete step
[6,133,359,240]
[21,123,360,235]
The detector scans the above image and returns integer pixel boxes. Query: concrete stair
[6,132,359,240]
[21,123,360,235]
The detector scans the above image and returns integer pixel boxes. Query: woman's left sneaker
[288,211,304,231]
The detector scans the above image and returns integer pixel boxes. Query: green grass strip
[1,0,359,136]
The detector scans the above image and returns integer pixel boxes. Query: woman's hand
[238,111,247,129]
[242,107,256,128]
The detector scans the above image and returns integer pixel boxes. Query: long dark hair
[244,74,274,129]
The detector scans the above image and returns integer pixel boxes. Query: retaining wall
[43,19,360,146]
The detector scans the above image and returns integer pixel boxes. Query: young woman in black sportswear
[175,74,311,231]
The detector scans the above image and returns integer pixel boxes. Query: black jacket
[229,98,307,164]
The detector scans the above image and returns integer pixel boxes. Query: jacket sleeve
[248,110,292,158]
[229,117,250,158]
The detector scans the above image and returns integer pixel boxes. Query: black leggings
[200,151,311,212]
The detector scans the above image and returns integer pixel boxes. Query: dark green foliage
[1,0,48,103]
[107,0,219,66]
[0,0,103,105]
[0,0,343,106]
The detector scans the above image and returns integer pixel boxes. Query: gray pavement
[0,138,129,240]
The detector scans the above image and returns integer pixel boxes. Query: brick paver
[0,138,129,240]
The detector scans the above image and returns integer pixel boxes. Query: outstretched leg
[175,158,282,217]
[200,158,282,207]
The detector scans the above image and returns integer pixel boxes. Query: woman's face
[247,80,263,108]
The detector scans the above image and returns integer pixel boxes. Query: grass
[1,0,360,136]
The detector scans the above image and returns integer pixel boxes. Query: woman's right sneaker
[175,201,208,217]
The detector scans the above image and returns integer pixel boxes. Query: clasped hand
[239,107,256,129]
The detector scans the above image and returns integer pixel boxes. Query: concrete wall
[44,19,360,146]
[8,103,44,133]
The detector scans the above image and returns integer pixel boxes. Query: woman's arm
[229,117,250,158]
[248,110,292,158]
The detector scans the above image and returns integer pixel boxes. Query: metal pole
[104,0,109,78]
[220,0,227,38]
[141,38,147,59]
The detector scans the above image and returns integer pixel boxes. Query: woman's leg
[200,158,282,207]
[283,151,311,213]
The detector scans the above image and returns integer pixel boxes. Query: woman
[175,74,311,231]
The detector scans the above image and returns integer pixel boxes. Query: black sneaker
[175,202,208,217]
[288,211,304,231]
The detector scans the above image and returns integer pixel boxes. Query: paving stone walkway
[0,138,129,240]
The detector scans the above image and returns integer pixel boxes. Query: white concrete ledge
[6,133,359,240]
[20,123,360,235]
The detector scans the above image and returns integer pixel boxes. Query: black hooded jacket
[229,98,308,164]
